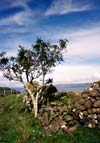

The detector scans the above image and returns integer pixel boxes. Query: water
[55,83,92,92]
[12,87,24,93]
[13,83,92,93]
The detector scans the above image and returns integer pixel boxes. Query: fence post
[11,89,12,95]
[4,89,5,96]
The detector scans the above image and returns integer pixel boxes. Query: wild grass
[0,94,100,143]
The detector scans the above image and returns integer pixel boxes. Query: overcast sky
[0,0,100,87]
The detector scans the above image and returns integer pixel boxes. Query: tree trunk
[23,83,41,118]
[33,97,38,118]
[42,74,45,85]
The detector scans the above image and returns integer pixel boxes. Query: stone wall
[76,81,100,128]
[23,81,100,132]
[39,101,78,132]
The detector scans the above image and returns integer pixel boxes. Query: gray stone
[93,100,100,108]
[64,115,73,122]
[84,100,92,109]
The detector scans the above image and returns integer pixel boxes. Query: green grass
[0,87,20,96]
[0,95,100,143]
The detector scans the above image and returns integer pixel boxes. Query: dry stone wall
[23,81,100,132]
[76,81,100,129]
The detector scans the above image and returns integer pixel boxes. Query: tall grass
[0,95,100,143]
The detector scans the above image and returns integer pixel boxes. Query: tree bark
[23,82,41,118]
[42,74,45,85]
[33,97,38,118]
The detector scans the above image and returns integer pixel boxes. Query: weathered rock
[83,111,88,117]
[96,97,100,100]
[79,99,85,105]
[87,109,92,114]
[84,100,92,109]
[96,108,100,113]
[87,122,95,128]
[67,126,77,133]
[93,100,100,108]
[77,104,86,111]
[82,93,89,98]
[64,115,73,122]
[50,102,57,106]
[90,98,95,103]
[41,112,49,125]
[91,108,97,113]
[90,90,99,97]
[97,115,100,122]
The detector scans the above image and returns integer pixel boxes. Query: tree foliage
[32,38,68,83]
[0,38,68,117]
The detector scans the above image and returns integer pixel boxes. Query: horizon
[0,82,92,89]
[0,0,100,86]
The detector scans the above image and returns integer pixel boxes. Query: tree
[32,38,68,84]
[0,38,68,118]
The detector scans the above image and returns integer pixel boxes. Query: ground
[0,94,100,143]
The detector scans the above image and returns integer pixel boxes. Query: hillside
[0,87,20,96]
[0,94,100,143]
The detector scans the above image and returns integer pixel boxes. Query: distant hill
[0,87,20,96]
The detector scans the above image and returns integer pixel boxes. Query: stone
[82,93,88,98]
[88,114,92,119]
[50,102,57,106]
[84,100,92,109]
[91,108,97,113]
[88,114,97,119]
[90,98,95,103]
[63,111,67,116]
[96,97,100,100]
[90,90,98,97]
[41,113,49,125]
[77,104,86,111]
[87,109,92,114]
[83,111,88,117]
[61,125,68,132]
[93,119,98,124]
[79,112,84,119]
[68,120,77,126]
[58,116,66,126]
[79,99,85,105]
[92,114,97,119]
[89,88,93,91]
[67,126,77,133]
[93,100,100,108]
[96,108,100,113]
[92,82,99,88]
[88,123,93,128]
[64,115,73,122]
[97,115,100,122]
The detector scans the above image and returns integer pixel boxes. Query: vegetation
[0,95,100,143]
[0,87,20,96]
[0,38,67,117]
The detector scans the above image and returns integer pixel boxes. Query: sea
[55,83,92,92]
[14,83,92,93]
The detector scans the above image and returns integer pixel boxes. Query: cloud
[0,20,100,85]
[45,24,100,62]
[0,0,31,11]
[1,64,100,87]
[0,0,35,26]
[0,11,27,26]
[45,0,92,16]
[47,64,100,84]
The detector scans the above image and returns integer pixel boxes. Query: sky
[0,0,100,87]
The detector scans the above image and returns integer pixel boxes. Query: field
[0,94,100,143]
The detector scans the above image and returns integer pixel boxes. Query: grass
[0,87,20,96]
[0,94,100,143]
